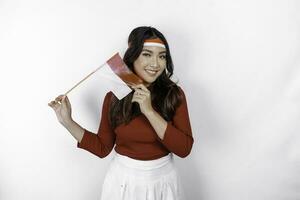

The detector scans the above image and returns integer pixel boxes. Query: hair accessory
[143,38,166,48]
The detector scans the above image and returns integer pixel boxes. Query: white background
[0,0,299,199]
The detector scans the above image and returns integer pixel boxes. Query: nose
[150,57,159,67]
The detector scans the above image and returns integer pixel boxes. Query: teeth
[145,69,157,74]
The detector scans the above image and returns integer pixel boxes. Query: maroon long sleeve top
[77,87,194,160]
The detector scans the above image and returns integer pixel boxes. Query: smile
[145,69,159,75]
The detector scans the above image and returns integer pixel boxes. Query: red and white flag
[65,53,143,100]
[97,53,143,99]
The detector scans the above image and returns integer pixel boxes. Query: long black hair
[109,26,183,129]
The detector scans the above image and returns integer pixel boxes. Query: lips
[145,69,158,76]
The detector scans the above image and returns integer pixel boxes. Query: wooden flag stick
[64,63,136,96]
[64,63,105,96]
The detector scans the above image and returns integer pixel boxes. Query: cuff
[156,121,173,146]
[77,129,90,148]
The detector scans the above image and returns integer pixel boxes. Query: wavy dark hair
[109,26,183,129]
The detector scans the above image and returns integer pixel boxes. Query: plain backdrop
[0,0,299,199]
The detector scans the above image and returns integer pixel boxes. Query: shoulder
[176,86,187,105]
[102,91,114,106]
[105,91,114,99]
[167,84,183,93]
[104,91,118,100]
[177,85,185,95]
[170,85,186,101]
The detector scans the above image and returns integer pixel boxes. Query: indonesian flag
[65,53,143,100]
[98,53,143,99]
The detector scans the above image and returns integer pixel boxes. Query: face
[133,46,167,86]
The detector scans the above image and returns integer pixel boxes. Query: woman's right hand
[48,94,73,126]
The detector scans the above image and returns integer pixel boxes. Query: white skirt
[100,151,186,200]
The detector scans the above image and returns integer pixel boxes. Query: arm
[76,92,116,158]
[63,119,85,143]
[146,87,194,158]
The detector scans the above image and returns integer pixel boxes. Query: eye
[160,55,166,59]
[142,53,151,57]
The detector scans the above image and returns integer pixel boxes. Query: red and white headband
[143,38,166,48]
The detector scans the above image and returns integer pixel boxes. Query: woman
[48,26,194,200]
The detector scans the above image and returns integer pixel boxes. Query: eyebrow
[142,49,166,54]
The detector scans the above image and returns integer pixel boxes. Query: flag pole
[64,63,105,96]
[64,63,136,96]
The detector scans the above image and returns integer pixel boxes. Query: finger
[61,96,71,108]
[134,93,144,98]
[134,84,149,92]
[133,88,148,96]
[55,95,65,102]
[62,95,70,105]
[133,92,144,99]
[131,96,142,103]
[48,101,56,107]
[139,84,148,91]
[53,103,60,110]
[48,101,60,110]
[131,99,142,104]
[138,86,150,95]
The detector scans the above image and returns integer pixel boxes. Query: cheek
[158,68,166,76]
[160,60,167,66]
[133,59,147,72]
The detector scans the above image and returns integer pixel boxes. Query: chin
[143,77,158,85]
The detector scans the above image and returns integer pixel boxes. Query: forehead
[142,46,166,53]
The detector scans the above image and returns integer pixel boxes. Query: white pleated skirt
[100,151,186,200]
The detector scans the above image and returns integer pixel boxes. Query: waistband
[113,152,173,170]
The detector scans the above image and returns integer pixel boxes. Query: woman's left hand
[131,84,154,115]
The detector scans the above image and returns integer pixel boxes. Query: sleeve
[77,92,116,158]
[156,87,194,158]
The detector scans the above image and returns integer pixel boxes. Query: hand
[131,84,154,115]
[48,94,73,126]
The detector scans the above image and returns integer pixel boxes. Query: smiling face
[133,46,167,86]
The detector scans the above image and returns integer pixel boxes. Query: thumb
[62,95,70,106]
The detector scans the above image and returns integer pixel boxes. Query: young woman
[48,26,194,200]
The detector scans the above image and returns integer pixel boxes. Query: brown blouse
[77,87,194,160]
